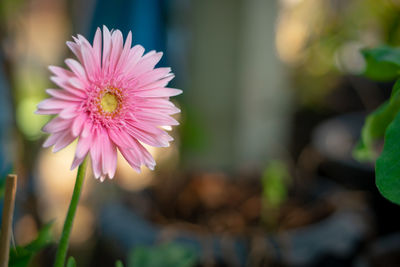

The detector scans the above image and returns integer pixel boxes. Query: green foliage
[180,106,208,153]
[362,46,400,81]
[261,161,291,207]
[66,257,76,267]
[115,260,124,267]
[355,46,400,204]
[0,0,24,21]
[128,243,197,267]
[9,222,53,267]
[354,80,400,161]
[376,111,400,204]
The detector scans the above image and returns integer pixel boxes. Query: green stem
[54,157,88,267]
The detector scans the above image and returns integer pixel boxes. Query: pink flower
[36,26,181,181]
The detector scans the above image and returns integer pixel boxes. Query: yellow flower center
[100,92,118,113]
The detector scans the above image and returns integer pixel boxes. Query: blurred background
[1,0,400,266]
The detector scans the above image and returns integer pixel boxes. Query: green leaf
[128,243,197,267]
[8,248,31,267]
[25,221,53,251]
[115,260,124,267]
[376,110,400,205]
[392,77,400,97]
[362,46,400,81]
[354,79,400,161]
[261,161,291,207]
[9,222,54,267]
[67,256,77,267]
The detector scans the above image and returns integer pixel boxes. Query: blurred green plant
[278,0,400,107]
[66,256,76,267]
[2,178,53,266]
[362,46,400,81]
[180,105,208,153]
[354,79,400,161]
[262,161,291,207]
[261,160,291,228]
[127,243,197,267]
[16,96,49,141]
[354,45,400,205]
[0,0,24,22]
[8,222,53,267]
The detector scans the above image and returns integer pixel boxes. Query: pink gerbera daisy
[36,26,181,181]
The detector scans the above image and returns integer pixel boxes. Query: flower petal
[71,155,85,170]
[53,131,76,152]
[135,74,174,91]
[59,106,80,119]
[102,25,112,72]
[135,99,180,115]
[35,108,61,115]
[90,129,102,178]
[42,117,71,133]
[136,67,172,88]
[65,59,88,84]
[118,146,141,173]
[133,109,179,124]
[37,98,76,110]
[43,131,64,148]
[49,66,74,79]
[50,76,86,96]
[72,112,88,136]
[99,130,117,178]
[134,88,182,98]
[122,45,145,76]
[81,42,98,80]
[92,27,102,66]
[75,134,92,159]
[66,41,83,62]
[109,30,123,74]
[126,52,163,80]
[125,123,170,147]
[108,127,134,148]
[115,31,132,74]
[46,89,84,101]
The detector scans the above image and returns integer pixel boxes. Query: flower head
[36,26,181,181]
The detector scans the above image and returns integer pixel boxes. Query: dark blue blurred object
[90,0,167,61]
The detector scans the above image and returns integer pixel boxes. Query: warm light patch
[101,92,118,113]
